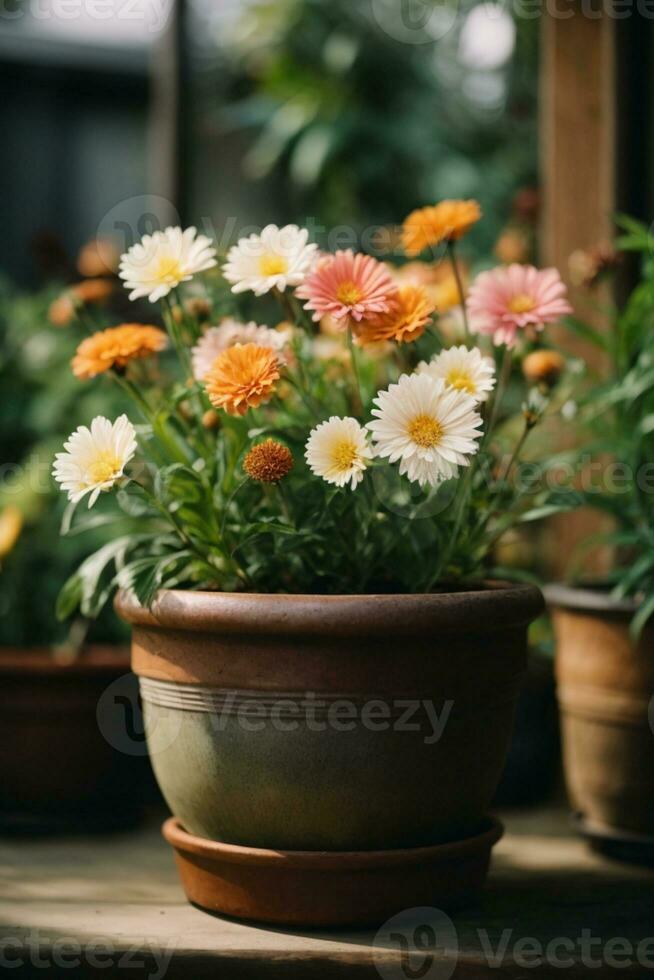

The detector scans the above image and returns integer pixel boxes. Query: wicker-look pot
[117,583,541,852]
[548,584,654,846]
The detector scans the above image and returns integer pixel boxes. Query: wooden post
[539,13,619,577]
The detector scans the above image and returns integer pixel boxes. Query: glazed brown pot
[117,582,542,852]
[547,584,654,840]
[0,646,149,833]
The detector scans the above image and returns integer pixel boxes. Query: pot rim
[162,815,503,869]
[115,580,543,636]
[544,582,637,615]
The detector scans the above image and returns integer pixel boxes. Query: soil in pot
[0,646,155,833]
[547,584,654,859]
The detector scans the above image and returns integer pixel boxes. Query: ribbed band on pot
[139,676,519,718]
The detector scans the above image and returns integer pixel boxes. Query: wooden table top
[0,806,653,978]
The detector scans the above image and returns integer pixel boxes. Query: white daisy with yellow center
[119,226,217,303]
[305,417,373,490]
[223,224,318,296]
[417,346,496,403]
[53,415,137,508]
[367,373,483,487]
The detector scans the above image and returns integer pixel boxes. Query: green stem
[346,327,364,417]
[446,241,470,343]
[485,348,512,445]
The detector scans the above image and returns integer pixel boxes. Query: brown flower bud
[522,350,565,388]
[202,409,220,430]
[243,439,293,483]
[48,295,75,327]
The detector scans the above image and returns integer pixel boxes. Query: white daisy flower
[305,417,373,490]
[417,345,495,403]
[367,373,483,488]
[119,226,217,303]
[53,415,137,508]
[191,319,291,380]
[223,224,318,296]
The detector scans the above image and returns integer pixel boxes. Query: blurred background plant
[0,270,130,648]
[562,215,654,636]
[186,0,539,263]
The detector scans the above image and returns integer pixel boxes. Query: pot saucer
[162,816,503,927]
[574,812,654,866]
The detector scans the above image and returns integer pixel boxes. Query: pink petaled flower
[467,264,572,348]
[296,250,396,325]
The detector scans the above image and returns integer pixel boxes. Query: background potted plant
[0,261,154,832]
[547,216,654,862]
[54,203,573,924]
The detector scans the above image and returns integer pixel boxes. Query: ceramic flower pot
[119,581,538,821]
[0,646,151,832]
[118,582,540,923]
[547,584,654,860]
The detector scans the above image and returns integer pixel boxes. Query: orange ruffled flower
[205,343,280,416]
[354,285,436,346]
[72,324,168,380]
[402,200,481,257]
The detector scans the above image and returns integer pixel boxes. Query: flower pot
[0,646,151,833]
[547,584,654,857]
[118,583,539,920]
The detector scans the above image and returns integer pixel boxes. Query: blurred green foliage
[565,216,654,636]
[0,281,127,646]
[202,0,538,258]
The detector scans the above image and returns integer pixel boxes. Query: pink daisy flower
[296,250,396,325]
[467,264,572,348]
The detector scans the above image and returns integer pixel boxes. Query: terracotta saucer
[162,816,503,927]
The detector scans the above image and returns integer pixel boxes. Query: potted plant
[54,204,572,924]
[0,266,153,832]
[546,217,654,861]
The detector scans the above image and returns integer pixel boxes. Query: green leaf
[630,591,654,641]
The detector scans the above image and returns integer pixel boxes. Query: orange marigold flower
[70,278,115,304]
[354,285,436,346]
[204,343,280,416]
[72,324,168,380]
[243,439,293,483]
[402,200,482,256]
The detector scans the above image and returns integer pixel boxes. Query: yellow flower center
[259,254,288,277]
[330,439,358,472]
[154,255,184,284]
[408,413,444,448]
[336,281,363,306]
[446,370,476,394]
[508,293,535,315]
[86,452,122,485]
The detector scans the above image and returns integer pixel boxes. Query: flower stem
[446,240,470,343]
[347,327,364,416]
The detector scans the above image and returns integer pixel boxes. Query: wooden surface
[0,807,653,977]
